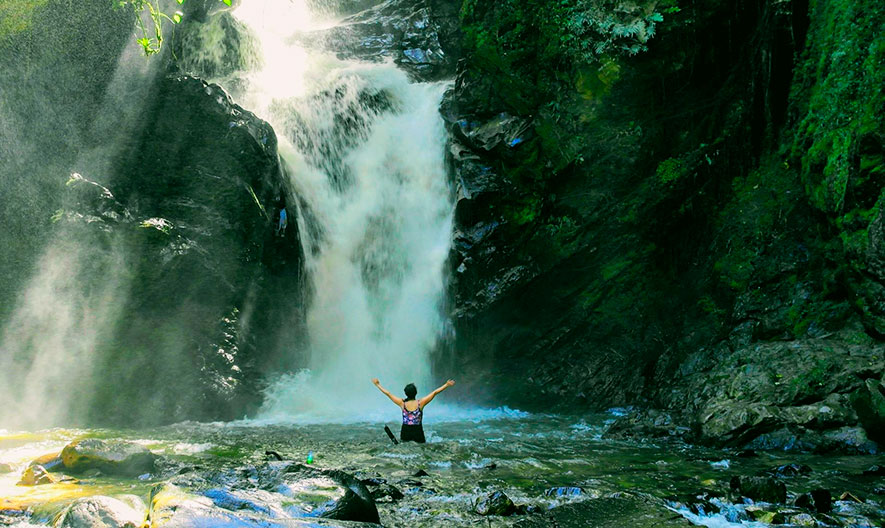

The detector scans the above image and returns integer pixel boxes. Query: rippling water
[1,412,883,527]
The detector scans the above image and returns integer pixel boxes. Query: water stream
[190,0,455,422]
[1,414,882,527]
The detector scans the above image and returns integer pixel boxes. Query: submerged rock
[474,490,517,516]
[765,463,812,478]
[515,495,691,527]
[150,484,352,527]
[56,496,144,528]
[729,476,787,504]
[61,439,156,477]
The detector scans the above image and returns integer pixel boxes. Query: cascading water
[193,0,454,421]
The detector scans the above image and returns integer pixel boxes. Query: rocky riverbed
[1,413,883,527]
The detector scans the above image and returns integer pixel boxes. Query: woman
[372,378,455,443]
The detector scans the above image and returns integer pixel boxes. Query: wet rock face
[61,439,156,477]
[56,74,306,425]
[610,340,884,452]
[300,0,460,80]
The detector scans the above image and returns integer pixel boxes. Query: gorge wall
[0,0,882,448]
[444,0,885,451]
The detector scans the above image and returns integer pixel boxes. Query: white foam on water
[667,505,769,528]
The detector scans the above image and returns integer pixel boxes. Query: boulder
[699,401,781,446]
[151,477,380,528]
[545,487,585,498]
[851,378,885,443]
[794,489,832,513]
[29,452,64,472]
[729,476,787,504]
[61,439,156,476]
[820,426,879,454]
[474,491,517,516]
[369,484,403,503]
[765,463,812,478]
[18,465,56,486]
[259,463,379,524]
[788,512,816,526]
[56,496,144,528]
[514,495,692,527]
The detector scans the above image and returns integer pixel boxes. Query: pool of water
[1,413,882,527]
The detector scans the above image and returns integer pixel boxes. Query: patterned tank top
[402,402,423,425]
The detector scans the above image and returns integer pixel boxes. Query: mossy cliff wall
[443,0,885,447]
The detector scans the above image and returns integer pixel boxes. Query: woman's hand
[445,379,455,387]
[372,378,380,386]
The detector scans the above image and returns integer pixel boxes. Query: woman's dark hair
[403,383,417,401]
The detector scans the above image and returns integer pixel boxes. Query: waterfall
[200,0,454,422]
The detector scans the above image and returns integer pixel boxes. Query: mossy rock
[61,439,156,477]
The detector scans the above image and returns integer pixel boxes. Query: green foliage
[503,194,542,225]
[118,0,229,56]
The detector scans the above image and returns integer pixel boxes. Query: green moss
[656,157,684,185]
[792,0,885,216]
[0,0,49,38]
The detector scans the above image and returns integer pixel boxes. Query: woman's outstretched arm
[419,379,455,408]
[372,378,404,407]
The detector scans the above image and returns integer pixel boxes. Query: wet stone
[370,483,403,503]
[729,475,787,504]
[794,489,832,513]
[474,491,517,516]
[18,464,56,486]
[766,463,812,477]
[545,487,584,498]
[789,512,816,526]
[745,507,786,524]
[57,496,144,528]
[29,452,64,471]
[862,464,885,476]
[61,439,156,477]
